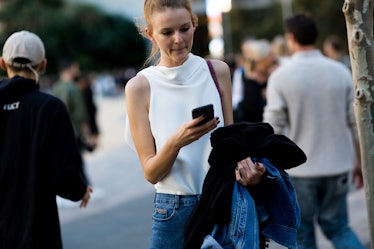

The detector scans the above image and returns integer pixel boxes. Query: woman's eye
[162,31,173,36]
[181,27,190,33]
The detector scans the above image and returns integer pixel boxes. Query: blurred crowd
[224,32,350,125]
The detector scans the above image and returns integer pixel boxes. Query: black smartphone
[192,104,214,126]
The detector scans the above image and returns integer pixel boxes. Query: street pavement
[58,93,371,249]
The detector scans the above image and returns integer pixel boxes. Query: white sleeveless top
[125,53,223,195]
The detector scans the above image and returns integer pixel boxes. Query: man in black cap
[0,30,92,249]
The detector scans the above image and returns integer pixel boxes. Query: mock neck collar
[150,53,203,85]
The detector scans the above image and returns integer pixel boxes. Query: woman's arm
[125,75,219,184]
[209,59,233,126]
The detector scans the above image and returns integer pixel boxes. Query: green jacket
[51,80,88,138]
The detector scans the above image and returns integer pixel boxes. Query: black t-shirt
[234,72,267,123]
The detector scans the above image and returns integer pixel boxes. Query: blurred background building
[68,0,279,18]
[67,0,290,59]
[0,0,348,80]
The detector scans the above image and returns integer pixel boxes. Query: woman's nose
[174,32,183,43]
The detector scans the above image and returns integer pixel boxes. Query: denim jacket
[201,181,259,249]
[202,158,300,249]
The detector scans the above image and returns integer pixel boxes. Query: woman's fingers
[236,158,266,186]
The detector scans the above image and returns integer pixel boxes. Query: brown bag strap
[206,59,222,98]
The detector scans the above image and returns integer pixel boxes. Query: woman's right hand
[172,116,220,148]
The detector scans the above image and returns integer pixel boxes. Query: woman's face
[147,7,196,67]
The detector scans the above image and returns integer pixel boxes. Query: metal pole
[280,0,293,19]
[222,11,233,55]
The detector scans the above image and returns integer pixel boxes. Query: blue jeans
[291,173,365,249]
[149,193,200,249]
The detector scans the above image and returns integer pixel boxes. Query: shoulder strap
[206,59,222,98]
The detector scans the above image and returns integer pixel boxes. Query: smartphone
[192,104,214,126]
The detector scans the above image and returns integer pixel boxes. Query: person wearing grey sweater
[263,13,365,249]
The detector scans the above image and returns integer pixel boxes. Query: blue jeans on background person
[291,173,365,249]
[149,193,200,249]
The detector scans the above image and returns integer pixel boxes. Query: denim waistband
[154,193,201,208]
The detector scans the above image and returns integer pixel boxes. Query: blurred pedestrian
[0,30,91,249]
[263,13,365,249]
[51,59,96,198]
[74,73,99,152]
[271,34,290,65]
[323,34,351,69]
[232,38,277,123]
[51,59,93,151]
[124,0,265,248]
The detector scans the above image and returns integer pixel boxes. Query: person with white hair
[232,38,278,123]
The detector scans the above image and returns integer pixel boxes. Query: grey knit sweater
[264,50,357,177]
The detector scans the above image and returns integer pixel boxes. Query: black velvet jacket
[184,122,307,249]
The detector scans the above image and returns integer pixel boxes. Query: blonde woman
[125,1,265,248]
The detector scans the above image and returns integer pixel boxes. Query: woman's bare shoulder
[125,73,150,96]
[208,59,230,76]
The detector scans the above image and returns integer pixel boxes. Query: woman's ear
[145,28,154,42]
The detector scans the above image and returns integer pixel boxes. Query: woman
[232,38,278,123]
[125,1,266,248]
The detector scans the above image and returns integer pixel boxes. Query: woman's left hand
[235,157,266,186]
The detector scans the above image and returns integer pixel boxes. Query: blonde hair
[271,35,289,57]
[140,0,198,66]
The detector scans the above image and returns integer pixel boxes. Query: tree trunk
[343,0,374,245]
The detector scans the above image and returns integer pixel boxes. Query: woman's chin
[173,51,189,62]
